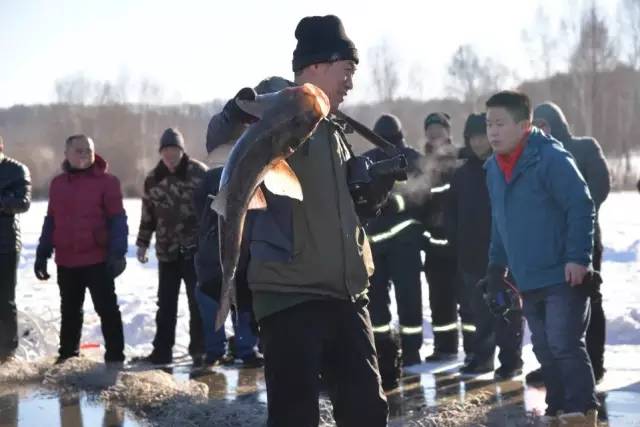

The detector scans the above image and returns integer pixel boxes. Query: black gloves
[485,264,507,298]
[107,256,127,279]
[34,254,50,281]
[477,265,520,318]
[348,155,406,219]
[223,87,259,125]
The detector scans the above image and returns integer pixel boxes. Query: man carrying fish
[206,14,390,427]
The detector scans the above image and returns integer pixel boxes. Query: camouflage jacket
[136,154,207,262]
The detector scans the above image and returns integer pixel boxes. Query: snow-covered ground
[13,192,640,365]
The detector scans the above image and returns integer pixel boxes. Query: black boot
[525,367,544,385]
[375,334,402,391]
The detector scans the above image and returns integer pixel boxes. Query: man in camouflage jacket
[135,128,207,365]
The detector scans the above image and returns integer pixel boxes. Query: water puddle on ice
[0,385,142,427]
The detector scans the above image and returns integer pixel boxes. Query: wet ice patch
[389,391,493,426]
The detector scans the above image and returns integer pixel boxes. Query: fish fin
[248,186,268,210]
[210,186,228,217]
[263,160,303,201]
[215,284,231,331]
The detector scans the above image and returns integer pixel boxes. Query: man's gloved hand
[107,256,126,278]
[34,255,50,281]
[486,264,507,299]
[136,246,149,264]
[223,87,259,125]
[477,265,514,317]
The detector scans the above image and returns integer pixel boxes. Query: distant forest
[2,2,639,196]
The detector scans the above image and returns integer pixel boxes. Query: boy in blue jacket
[484,91,597,425]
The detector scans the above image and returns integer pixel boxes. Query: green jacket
[206,77,374,317]
[136,154,207,262]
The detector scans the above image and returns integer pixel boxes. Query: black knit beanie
[159,128,185,152]
[373,114,405,147]
[463,113,487,144]
[292,15,359,72]
[424,112,451,131]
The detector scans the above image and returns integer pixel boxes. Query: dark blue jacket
[449,154,491,276]
[485,128,595,292]
[363,146,425,251]
[193,167,224,285]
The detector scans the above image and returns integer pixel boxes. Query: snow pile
[606,308,640,345]
[15,309,59,361]
[101,370,206,411]
[0,357,50,384]
[42,356,119,389]
[100,370,269,426]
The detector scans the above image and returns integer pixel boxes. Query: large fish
[211,83,330,330]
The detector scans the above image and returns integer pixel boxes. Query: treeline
[1,64,639,198]
[1,1,639,196]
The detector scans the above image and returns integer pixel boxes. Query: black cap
[424,112,451,131]
[463,113,487,144]
[373,114,405,147]
[159,128,185,152]
[292,15,359,72]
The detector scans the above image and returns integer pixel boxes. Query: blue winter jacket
[485,127,595,292]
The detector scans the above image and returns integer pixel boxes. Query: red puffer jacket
[47,155,125,267]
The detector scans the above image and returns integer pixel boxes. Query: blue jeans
[522,283,598,414]
[195,287,257,362]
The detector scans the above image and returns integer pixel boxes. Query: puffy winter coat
[38,155,128,267]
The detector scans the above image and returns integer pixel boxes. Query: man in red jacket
[35,134,128,364]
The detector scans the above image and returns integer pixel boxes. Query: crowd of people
[1,13,638,427]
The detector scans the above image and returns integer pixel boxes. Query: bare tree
[54,74,97,105]
[447,45,482,108]
[407,63,428,100]
[619,0,640,69]
[522,5,559,79]
[369,39,400,102]
[569,3,618,134]
[447,44,512,111]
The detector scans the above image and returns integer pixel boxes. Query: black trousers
[259,299,389,427]
[462,271,523,369]
[0,252,18,358]
[369,239,424,354]
[152,255,204,357]
[424,250,474,354]
[57,263,124,361]
[587,224,605,376]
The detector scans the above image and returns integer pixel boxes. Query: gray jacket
[533,102,610,210]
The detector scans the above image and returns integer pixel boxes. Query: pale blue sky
[0,0,619,107]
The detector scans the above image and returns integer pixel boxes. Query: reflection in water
[102,403,125,427]
[190,369,229,400]
[0,393,18,427]
[189,366,267,403]
[60,392,83,427]
[3,366,639,426]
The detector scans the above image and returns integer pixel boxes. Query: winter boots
[375,333,402,391]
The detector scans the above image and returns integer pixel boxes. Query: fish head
[270,83,330,155]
